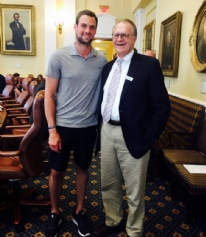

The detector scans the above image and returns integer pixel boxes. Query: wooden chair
[0,74,15,100]
[3,77,32,109]
[5,80,38,126]
[0,90,50,231]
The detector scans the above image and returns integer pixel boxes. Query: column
[63,0,76,46]
[134,8,145,54]
[44,0,57,72]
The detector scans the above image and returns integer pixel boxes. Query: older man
[94,19,170,237]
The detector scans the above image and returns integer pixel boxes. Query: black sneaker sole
[72,218,90,237]
[44,219,62,237]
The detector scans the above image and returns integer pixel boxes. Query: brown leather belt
[108,119,121,126]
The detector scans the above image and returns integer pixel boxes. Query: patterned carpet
[0,141,206,237]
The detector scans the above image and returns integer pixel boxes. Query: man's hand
[48,129,62,153]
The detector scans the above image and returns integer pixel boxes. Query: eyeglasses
[112,33,135,40]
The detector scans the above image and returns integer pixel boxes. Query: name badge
[125,75,133,81]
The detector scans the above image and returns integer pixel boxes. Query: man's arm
[45,76,62,152]
[9,22,14,32]
[149,59,171,139]
[19,23,26,35]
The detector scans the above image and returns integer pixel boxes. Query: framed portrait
[0,4,35,56]
[143,19,155,53]
[158,11,182,77]
[189,0,206,73]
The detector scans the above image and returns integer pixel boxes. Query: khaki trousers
[101,123,150,237]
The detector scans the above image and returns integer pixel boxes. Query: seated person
[13,72,22,99]
[28,74,36,81]
[144,49,156,58]
[37,74,45,84]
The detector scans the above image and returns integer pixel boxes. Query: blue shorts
[49,125,97,172]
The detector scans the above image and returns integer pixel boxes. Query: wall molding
[95,14,116,39]
[169,92,206,113]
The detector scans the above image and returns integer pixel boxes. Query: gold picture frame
[0,4,35,55]
[189,0,206,73]
[92,40,114,61]
[143,19,155,53]
[158,11,182,77]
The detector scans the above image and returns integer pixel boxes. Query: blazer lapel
[120,53,141,102]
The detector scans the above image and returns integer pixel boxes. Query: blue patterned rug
[0,141,205,237]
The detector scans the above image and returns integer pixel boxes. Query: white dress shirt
[101,50,134,121]
[15,21,19,28]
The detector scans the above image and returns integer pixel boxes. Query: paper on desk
[183,164,206,174]
[6,42,14,46]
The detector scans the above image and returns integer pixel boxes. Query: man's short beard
[77,36,93,45]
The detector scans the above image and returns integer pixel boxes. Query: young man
[94,19,170,237]
[44,10,107,237]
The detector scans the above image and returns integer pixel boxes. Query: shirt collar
[70,43,97,58]
[117,50,134,62]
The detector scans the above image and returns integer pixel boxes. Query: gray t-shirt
[46,43,107,128]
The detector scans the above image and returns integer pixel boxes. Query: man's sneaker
[72,210,90,236]
[44,213,62,237]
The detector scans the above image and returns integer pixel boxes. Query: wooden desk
[0,105,7,128]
